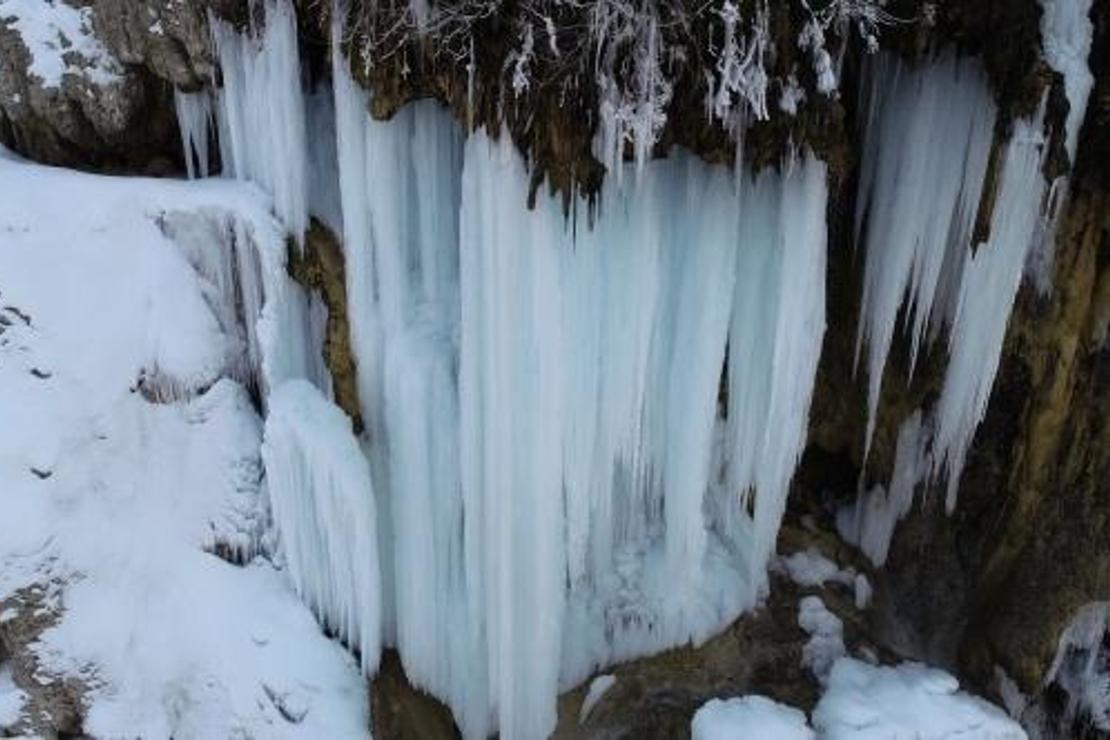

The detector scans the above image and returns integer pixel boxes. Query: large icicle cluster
[173,0,310,242]
[327,14,829,732]
[262,379,383,674]
[853,52,995,460]
[854,52,1055,510]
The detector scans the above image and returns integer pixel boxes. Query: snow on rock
[579,674,617,724]
[692,695,815,740]
[0,153,367,738]
[775,548,872,611]
[798,596,846,685]
[0,0,123,88]
[777,548,855,590]
[263,380,382,675]
[813,658,1027,739]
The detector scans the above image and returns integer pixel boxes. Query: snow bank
[0,154,367,737]
[813,658,1027,739]
[0,0,122,87]
[692,696,815,740]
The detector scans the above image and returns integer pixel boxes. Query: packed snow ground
[0,151,368,738]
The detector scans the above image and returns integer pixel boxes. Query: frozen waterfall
[168,3,1067,737]
[327,22,828,734]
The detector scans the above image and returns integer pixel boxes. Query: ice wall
[330,12,829,722]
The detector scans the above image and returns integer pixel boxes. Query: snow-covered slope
[0,151,368,738]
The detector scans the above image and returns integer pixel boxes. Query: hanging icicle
[853,52,996,461]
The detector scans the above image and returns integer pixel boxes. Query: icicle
[262,380,382,674]
[173,90,213,179]
[932,113,1048,510]
[853,52,996,460]
[209,0,309,242]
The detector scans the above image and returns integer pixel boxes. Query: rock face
[0,0,245,171]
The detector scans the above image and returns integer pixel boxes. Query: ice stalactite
[330,14,479,730]
[174,90,213,180]
[209,0,309,243]
[853,50,1055,512]
[853,52,995,460]
[262,379,382,674]
[327,7,829,726]
[721,155,829,595]
[932,113,1049,510]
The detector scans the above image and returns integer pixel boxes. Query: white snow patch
[0,665,25,731]
[813,658,1027,739]
[692,695,815,740]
